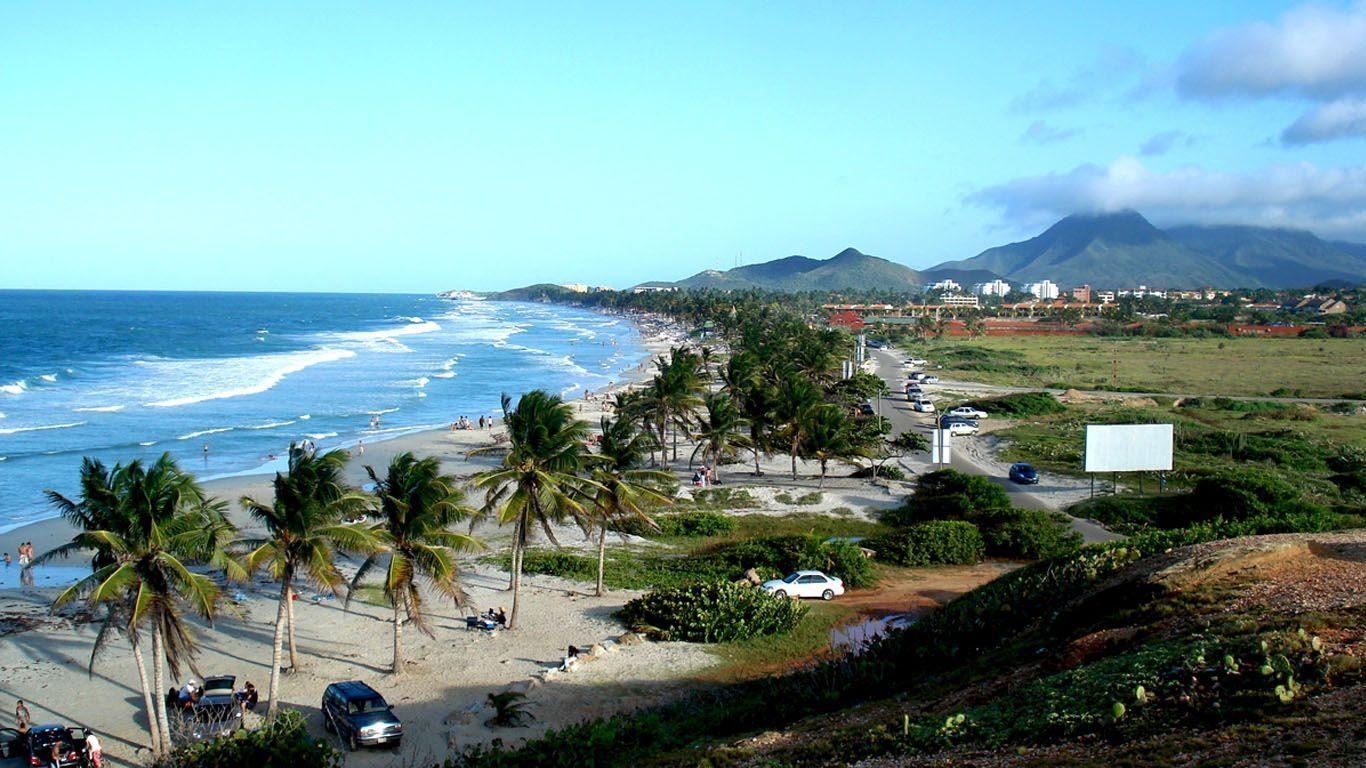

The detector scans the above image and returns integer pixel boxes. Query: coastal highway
[867,348,1122,545]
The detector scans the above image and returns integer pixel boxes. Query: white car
[943,420,979,436]
[920,375,941,384]
[911,397,936,413]
[761,570,845,600]
[908,371,928,382]
[948,406,988,419]
[903,357,929,366]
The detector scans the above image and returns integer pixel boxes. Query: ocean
[0,290,645,534]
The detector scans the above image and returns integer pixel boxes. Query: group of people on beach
[7,542,34,567]
[173,679,258,713]
[14,698,103,767]
[451,415,491,431]
[691,465,717,488]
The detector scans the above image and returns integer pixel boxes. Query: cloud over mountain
[967,156,1366,241]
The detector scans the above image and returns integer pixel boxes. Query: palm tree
[641,347,705,466]
[800,404,866,487]
[690,392,752,483]
[772,373,824,479]
[352,452,482,675]
[42,454,237,755]
[472,391,594,629]
[240,444,374,716]
[721,353,779,477]
[590,416,673,596]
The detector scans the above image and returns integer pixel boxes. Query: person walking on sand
[84,730,102,768]
[15,699,31,731]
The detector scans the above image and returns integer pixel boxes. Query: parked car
[920,375,941,384]
[947,406,988,419]
[904,384,923,395]
[911,397,936,413]
[908,371,928,382]
[9,725,89,768]
[858,402,875,416]
[761,570,845,600]
[179,674,243,742]
[1009,462,1040,484]
[940,418,979,436]
[322,681,403,751]
[866,339,887,349]
[903,357,928,366]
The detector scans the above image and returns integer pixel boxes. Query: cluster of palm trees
[40,445,483,756]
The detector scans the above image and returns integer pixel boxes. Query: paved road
[868,348,1122,544]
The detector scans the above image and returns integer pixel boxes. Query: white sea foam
[298,414,311,420]
[334,320,441,345]
[304,432,338,440]
[178,427,233,440]
[39,373,58,382]
[411,377,430,389]
[1,380,28,395]
[139,441,157,446]
[0,421,86,436]
[73,405,126,413]
[369,407,399,415]
[147,347,356,408]
[246,420,296,430]
[433,372,456,379]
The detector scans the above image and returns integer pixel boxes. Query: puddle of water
[0,564,88,591]
[831,613,917,654]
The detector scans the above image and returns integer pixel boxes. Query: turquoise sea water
[0,291,645,534]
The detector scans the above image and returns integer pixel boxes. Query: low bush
[800,536,874,589]
[618,581,808,642]
[851,464,908,481]
[881,469,1012,527]
[655,511,737,537]
[707,534,874,587]
[959,391,1066,418]
[774,491,824,506]
[1188,467,1301,522]
[158,709,342,768]
[691,487,759,508]
[870,521,984,567]
[978,508,1083,560]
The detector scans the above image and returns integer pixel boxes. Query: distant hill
[1167,225,1366,289]
[918,267,1005,288]
[670,248,923,292]
[929,211,1366,289]
[930,211,1245,289]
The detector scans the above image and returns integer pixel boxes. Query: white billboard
[1084,424,1173,472]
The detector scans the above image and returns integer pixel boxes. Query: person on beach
[203,443,209,460]
[478,415,486,429]
[235,681,258,712]
[357,439,364,455]
[47,742,61,768]
[3,553,9,567]
[494,607,507,627]
[17,543,30,567]
[84,730,102,768]
[15,699,31,731]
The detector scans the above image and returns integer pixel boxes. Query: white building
[940,294,980,308]
[1025,280,1059,300]
[1096,291,1116,304]
[930,279,961,292]
[973,279,1011,297]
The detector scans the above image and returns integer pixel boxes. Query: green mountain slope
[673,248,922,291]
[1167,225,1366,288]
[933,211,1246,289]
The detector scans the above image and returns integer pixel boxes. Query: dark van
[321,681,403,751]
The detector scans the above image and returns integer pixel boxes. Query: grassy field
[918,336,1366,399]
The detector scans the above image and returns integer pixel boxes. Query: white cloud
[966,156,1366,240]
[1281,97,1366,143]
[1176,2,1366,100]
[1012,46,1144,112]
[1020,120,1080,145]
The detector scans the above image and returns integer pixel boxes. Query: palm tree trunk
[267,577,289,716]
[819,458,828,488]
[391,597,404,675]
[596,526,607,597]
[130,631,163,756]
[790,435,800,480]
[151,625,172,753]
[753,445,762,476]
[286,583,299,670]
[508,533,523,630]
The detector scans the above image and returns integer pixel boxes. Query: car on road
[947,406,988,419]
[866,339,887,349]
[908,371,928,382]
[911,397,936,413]
[322,681,403,751]
[940,418,979,436]
[904,383,922,395]
[903,357,928,366]
[762,570,845,600]
[858,402,875,416]
[1009,462,1040,484]
[920,375,941,384]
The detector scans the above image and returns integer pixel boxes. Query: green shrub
[618,581,808,642]
[1188,468,1300,522]
[800,536,874,588]
[978,509,1083,560]
[706,533,873,587]
[960,391,1066,418]
[774,491,824,506]
[157,709,342,768]
[654,511,737,537]
[871,521,984,566]
[881,469,1011,527]
[516,550,597,580]
[691,487,759,508]
[851,464,907,480]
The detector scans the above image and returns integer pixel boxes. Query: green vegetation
[959,390,1067,418]
[157,710,342,768]
[618,581,809,642]
[869,521,984,566]
[774,490,824,506]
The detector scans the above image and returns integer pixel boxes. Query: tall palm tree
[42,454,237,755]
[799,404,866,487]
[240,444,374,716]
[590,416,673,596]
[772,373,824,479]
[352,452,482,675]
[642,347,705,466]
[472,391,594,629]
[690,392,752,483]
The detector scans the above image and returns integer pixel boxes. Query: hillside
[1167,225,1366,289]
[932,211,1246,289]
[670,248,923,292]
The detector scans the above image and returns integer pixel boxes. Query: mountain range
[649,211,1366,292]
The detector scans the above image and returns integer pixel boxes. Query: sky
[3,1,1365,293]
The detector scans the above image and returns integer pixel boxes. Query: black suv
[0,724,90,767]
[321,681,403,751]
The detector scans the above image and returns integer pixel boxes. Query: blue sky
[3,1,1364,292]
